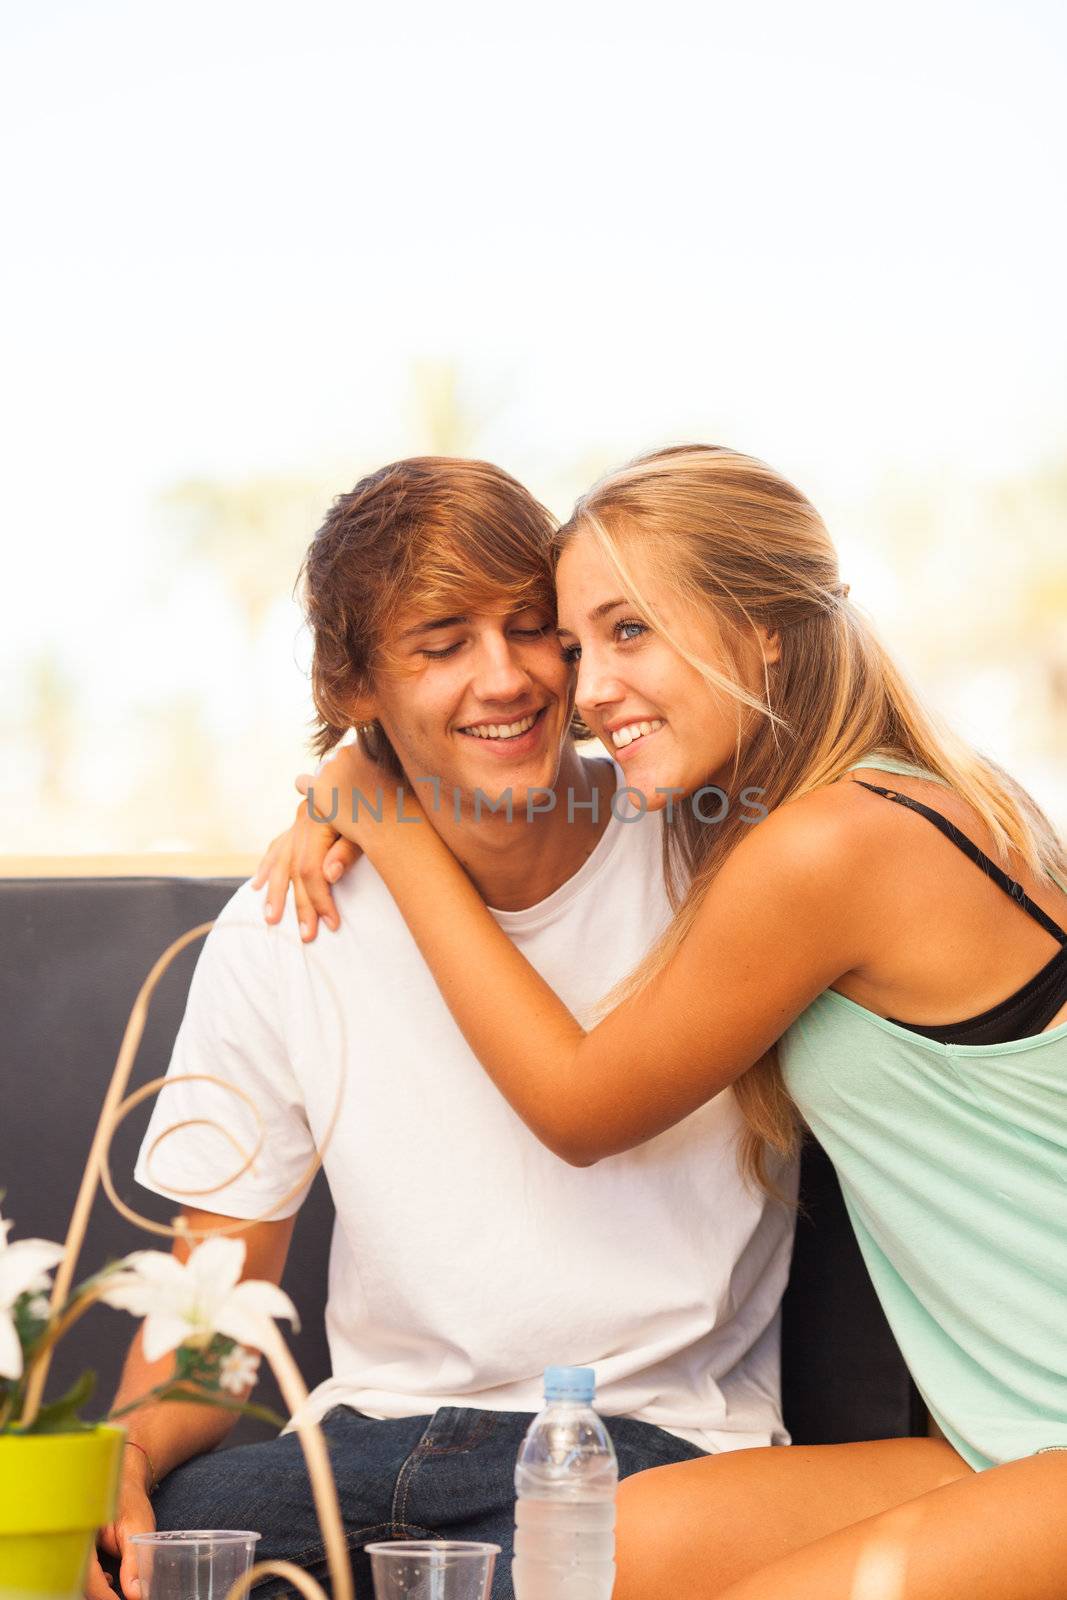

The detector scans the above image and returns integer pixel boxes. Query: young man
[92,458,795,1600]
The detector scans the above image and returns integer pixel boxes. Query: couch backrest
[0,876,922,1445]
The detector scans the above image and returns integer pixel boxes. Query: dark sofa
[0,875,924,1446]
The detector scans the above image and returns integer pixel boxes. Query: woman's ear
[759,627,781,668]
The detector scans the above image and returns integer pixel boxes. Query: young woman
[257,445,1067,1598]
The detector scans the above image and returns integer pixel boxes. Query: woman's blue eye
[560,620,644,663]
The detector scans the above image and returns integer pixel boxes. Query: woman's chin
[616,754,682,809]
[607,727,706,810]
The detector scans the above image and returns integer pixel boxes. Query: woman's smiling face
[555,524,778,806]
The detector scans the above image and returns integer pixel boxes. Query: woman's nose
[575,651,622,719]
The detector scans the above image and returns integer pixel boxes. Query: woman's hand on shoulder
[293,738,431,858]
[252,739,432,941]
[251,746,366,942]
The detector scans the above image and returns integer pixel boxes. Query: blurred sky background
[2,0,1065,852]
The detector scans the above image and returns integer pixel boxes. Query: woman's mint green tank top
[778,755,1067,1470]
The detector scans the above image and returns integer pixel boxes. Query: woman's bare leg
[613,1437,972,1600]
[714,1450,1067,1600]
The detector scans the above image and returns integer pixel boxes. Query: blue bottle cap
[543,1366,596,1403]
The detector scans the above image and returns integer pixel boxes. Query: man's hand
[252,768,361,942]
[85,1449,155,1599]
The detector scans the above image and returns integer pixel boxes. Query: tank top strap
[848,753,946,785]
[853,780,1067,946]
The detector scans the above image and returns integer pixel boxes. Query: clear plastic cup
[129,1530,261,1599]
[365,1540,500,1600]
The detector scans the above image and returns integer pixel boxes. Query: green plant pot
[0,1426,125,1599]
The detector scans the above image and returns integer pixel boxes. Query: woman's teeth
[611,718,664,749]
[461,713,539,741]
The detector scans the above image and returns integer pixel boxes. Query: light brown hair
[559,444,1067,1192]
[302,457,559,768]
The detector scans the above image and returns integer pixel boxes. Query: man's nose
[471,637,533,702]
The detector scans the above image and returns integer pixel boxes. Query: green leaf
[20,1370,96,1435]
[172,1345,197,1380]
[13,1290,52,1342]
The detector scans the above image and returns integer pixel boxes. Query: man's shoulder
[215,875,268,922]
[188,878,282,990]
[212,866,402,979]
[209,876,282,945]
[199,877,334,977]
[217,866,383,938]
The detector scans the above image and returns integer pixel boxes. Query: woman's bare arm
[325,748,874,1164]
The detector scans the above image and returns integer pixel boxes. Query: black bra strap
[854,780,1067,946]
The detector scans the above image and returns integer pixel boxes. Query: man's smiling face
[367,600,576,813]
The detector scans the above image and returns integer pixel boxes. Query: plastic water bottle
[512,1366,619,1600]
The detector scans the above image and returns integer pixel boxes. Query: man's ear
[348,693,379,730]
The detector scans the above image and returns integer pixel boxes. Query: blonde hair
[558,444,1067,1193]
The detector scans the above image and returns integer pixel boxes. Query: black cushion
[0,876,921,1445]
[782,1141,925,1443]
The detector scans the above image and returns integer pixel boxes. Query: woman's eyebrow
[557,599,629,636]
[587,598,628,623]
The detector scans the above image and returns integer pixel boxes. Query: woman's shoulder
[722,773,927,934]
[693,778,890,986]
[750,763,978,853]
[710,779,890,951]
[733,763,1040,925]
[739,775,882,872]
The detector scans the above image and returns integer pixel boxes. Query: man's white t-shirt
[136,775,796,1452]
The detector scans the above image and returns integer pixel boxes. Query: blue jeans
[151,1405,707,1598]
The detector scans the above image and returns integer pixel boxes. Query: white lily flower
[0,1211,65,1381]
[218,1343,261,1396]
[100,1236,298,1363]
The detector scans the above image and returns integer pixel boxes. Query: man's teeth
[462,713,539,741]
[611,718,665,749]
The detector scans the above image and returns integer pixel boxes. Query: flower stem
[107,1380,286,1432]
[104,1379,175,1422]
[15,1281,106,1425]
